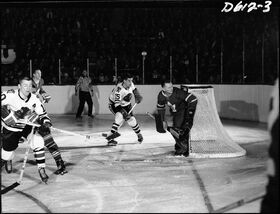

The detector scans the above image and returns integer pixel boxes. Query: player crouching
[155,79,197,157]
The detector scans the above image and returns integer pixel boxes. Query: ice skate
[1,159,12,173]
[38,167,49,183]
[137,133,143,143]
[107,139,118,146]
[55,159,68,175]
[5,160,12,173]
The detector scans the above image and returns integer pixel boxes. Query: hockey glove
[119,108,129,120]
[36,94,44,103]
[1,105,10,118]
[39,121,52,135]
[14,107,31,119]
[133,88,143,104]
[1,105,16,126]
[41,93,51,103]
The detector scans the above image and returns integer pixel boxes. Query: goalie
[155,79,197,156]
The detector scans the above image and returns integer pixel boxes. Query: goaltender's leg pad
[155,114,166,133]
[176,139,189,151]
[105,132,121,141]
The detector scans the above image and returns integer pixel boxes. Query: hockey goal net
[181,85,246,158]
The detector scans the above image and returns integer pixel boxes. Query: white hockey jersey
[109,82,136,107]
[1,89,50,132]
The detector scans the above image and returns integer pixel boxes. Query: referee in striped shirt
[75,70,94,119]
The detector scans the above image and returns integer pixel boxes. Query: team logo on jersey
[167,101,177,112]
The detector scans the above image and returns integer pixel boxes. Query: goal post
[181,85,246,158]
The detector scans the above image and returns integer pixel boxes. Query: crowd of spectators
[1,6,278,86]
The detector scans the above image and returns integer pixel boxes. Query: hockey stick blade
[1,182,20,194]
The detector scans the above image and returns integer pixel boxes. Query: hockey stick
[19,119,91,140]
[1,126,35,194]
[17,119,40,127]
[211,193,265,213]
[50,127,91,139]
[128,103,137,115]
[146,112,155,119]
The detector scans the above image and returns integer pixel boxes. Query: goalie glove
[133,88,143,104]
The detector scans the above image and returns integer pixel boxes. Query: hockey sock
[43,133,63,163]
[111,122,120,133]
[33,148,46,169]
[132,123,141,135]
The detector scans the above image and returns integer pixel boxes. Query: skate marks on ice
[1,118,269,213]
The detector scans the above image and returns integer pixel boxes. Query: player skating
[1,76,50,183]
[19,69,67,175]
[103,73,143,146]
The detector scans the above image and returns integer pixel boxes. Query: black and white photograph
[1,0,279,213]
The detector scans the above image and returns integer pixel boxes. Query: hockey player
[155,79,197,156]
[20,69,67,175]
[104,73,143,146]
[32,69,51,103]
[1,76,50,183]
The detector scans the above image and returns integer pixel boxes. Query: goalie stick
[211,193,265,213]
[1,126,35,194]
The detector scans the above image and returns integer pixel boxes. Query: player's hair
[33,69,41,74]
[121,73,134,81]
[160,79,172,88]
[18,76,32,84]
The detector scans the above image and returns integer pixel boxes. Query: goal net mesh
[181,85,246,158]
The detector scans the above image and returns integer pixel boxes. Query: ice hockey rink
[1,114,270,213]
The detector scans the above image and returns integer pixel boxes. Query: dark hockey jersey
[157,87,196,113]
